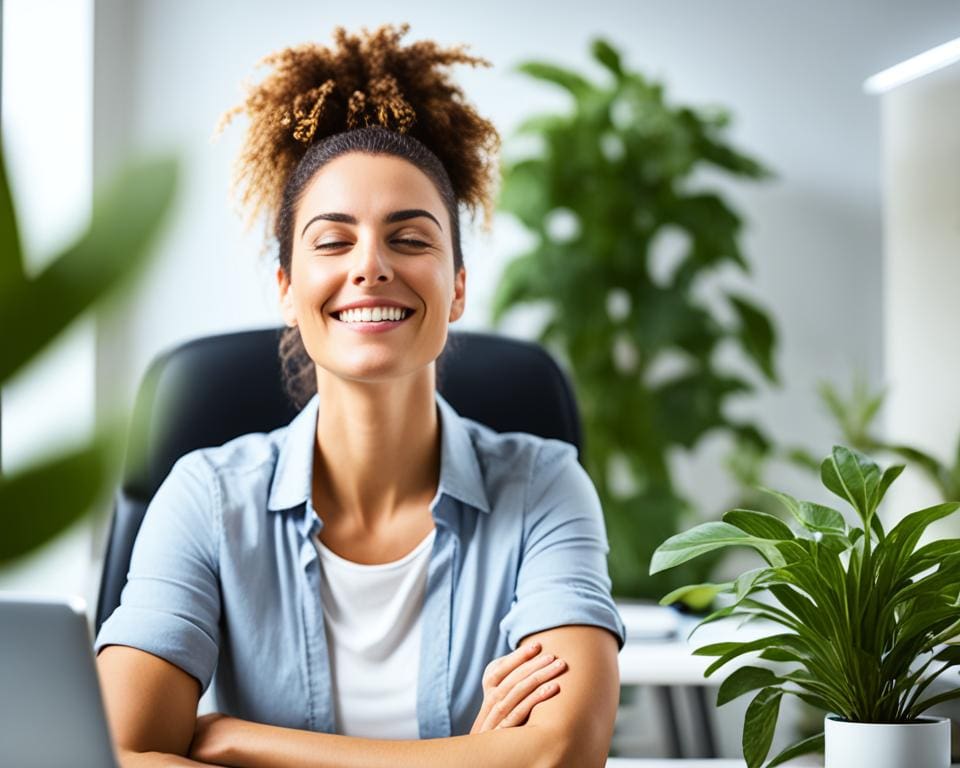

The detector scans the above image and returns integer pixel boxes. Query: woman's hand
[470,641,567,734]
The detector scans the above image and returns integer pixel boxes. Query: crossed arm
[97,624,619,768]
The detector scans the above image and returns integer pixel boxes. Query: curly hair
[218,23,500,233]
[217,24,499,407]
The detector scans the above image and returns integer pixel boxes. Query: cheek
[290,256,336,313]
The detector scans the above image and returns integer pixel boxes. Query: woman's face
[278,152,466,385]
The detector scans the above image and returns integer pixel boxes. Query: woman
[96,24,625,768]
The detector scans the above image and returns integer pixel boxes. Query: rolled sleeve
[499,442,627,651]
[95,452,222,692]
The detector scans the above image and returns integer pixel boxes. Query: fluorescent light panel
[864,37,960,94]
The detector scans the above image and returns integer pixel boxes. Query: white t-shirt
[316,527,437,739]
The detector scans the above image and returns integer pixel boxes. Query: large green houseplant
[0,143,177,566]
[651,446,960,768]
[494,38,778,598]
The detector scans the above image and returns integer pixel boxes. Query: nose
[349,235,393,286]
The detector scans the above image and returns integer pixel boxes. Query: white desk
[616,603,779,686]
[613,604,781,759]
[606,760,823,767]
[607,762,747,767]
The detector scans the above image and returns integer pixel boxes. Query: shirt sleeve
[499,441,627,651]
[94,451,221,692]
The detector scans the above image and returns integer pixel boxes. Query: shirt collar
[266,391,491,517]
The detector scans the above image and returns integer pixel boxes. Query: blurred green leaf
[0,433,114,563]
[0,149,177,567]
[591,38,623,79]
[0,140,24,289]
[728,293,778,383]
[659,581,730,609]
[515,61,592,101]
[0,156,178,384]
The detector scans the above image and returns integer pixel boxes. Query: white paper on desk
[616,602,681,641]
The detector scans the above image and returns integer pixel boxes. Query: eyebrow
[300,209,443,239]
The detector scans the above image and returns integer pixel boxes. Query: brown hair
[218,24,500,407]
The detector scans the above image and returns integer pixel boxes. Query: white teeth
[337,307,409,323]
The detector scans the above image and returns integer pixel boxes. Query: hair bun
[218,23,500,230]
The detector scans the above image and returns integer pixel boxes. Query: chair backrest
[95,328,582,633]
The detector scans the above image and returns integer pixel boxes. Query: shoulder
[180,428,281,479]
[455,414,586,510]
[458,410,574,467]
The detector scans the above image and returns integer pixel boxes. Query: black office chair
[94,328,583,634]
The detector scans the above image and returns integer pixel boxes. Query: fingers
[494,679,561,730]
[479,656,567,732]
[497,650,559,694]
[481,641,542,690]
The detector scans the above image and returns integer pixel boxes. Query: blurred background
[2,0,959,758]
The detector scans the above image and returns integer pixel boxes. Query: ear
[277,266,298,327]
[449,265,466,323]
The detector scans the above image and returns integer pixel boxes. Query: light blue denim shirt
[95,392,626,737]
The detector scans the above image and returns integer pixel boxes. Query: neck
[311,365,441,531]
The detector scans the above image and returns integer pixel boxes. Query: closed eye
[312,239,430,251]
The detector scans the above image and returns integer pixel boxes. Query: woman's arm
[190,716,562,768]
[97,645,224,767]
[189,625,618,768]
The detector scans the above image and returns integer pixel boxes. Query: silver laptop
[0,593,119,768]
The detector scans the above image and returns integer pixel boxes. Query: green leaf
[904,539,960,578]
[0,435,114,564]
[702,634,799,677]
[823,446,881,523]
[765,732,824,768]
[760,487,845,534]
[692,641,740,658]
[717,665,781,706]
[909,687,960,718]
[886,503,960,559]
[497,159,550,232]
[0,138,24,289]
[591,38,622,79]
[0,155,178,384]
[649,521,785,574]
[515,61,594,101]
[659,581,731,610]
[727,293,778,383]
[723,508,794,540]
[742,687,782,768]
[734,567,771,601]
[875,463,905,510]
[490,252,547,324]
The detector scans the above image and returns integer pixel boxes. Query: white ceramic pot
[824,715,951,768]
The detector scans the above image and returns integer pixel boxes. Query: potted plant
[650,445,960,768]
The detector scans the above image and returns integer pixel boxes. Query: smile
[333,306,412,323]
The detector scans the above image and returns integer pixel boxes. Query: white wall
[881,59,960,527]
[90,0,960,520]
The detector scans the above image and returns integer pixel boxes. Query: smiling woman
[93,23,625,768]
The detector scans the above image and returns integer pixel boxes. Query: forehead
[296,152,446,223]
